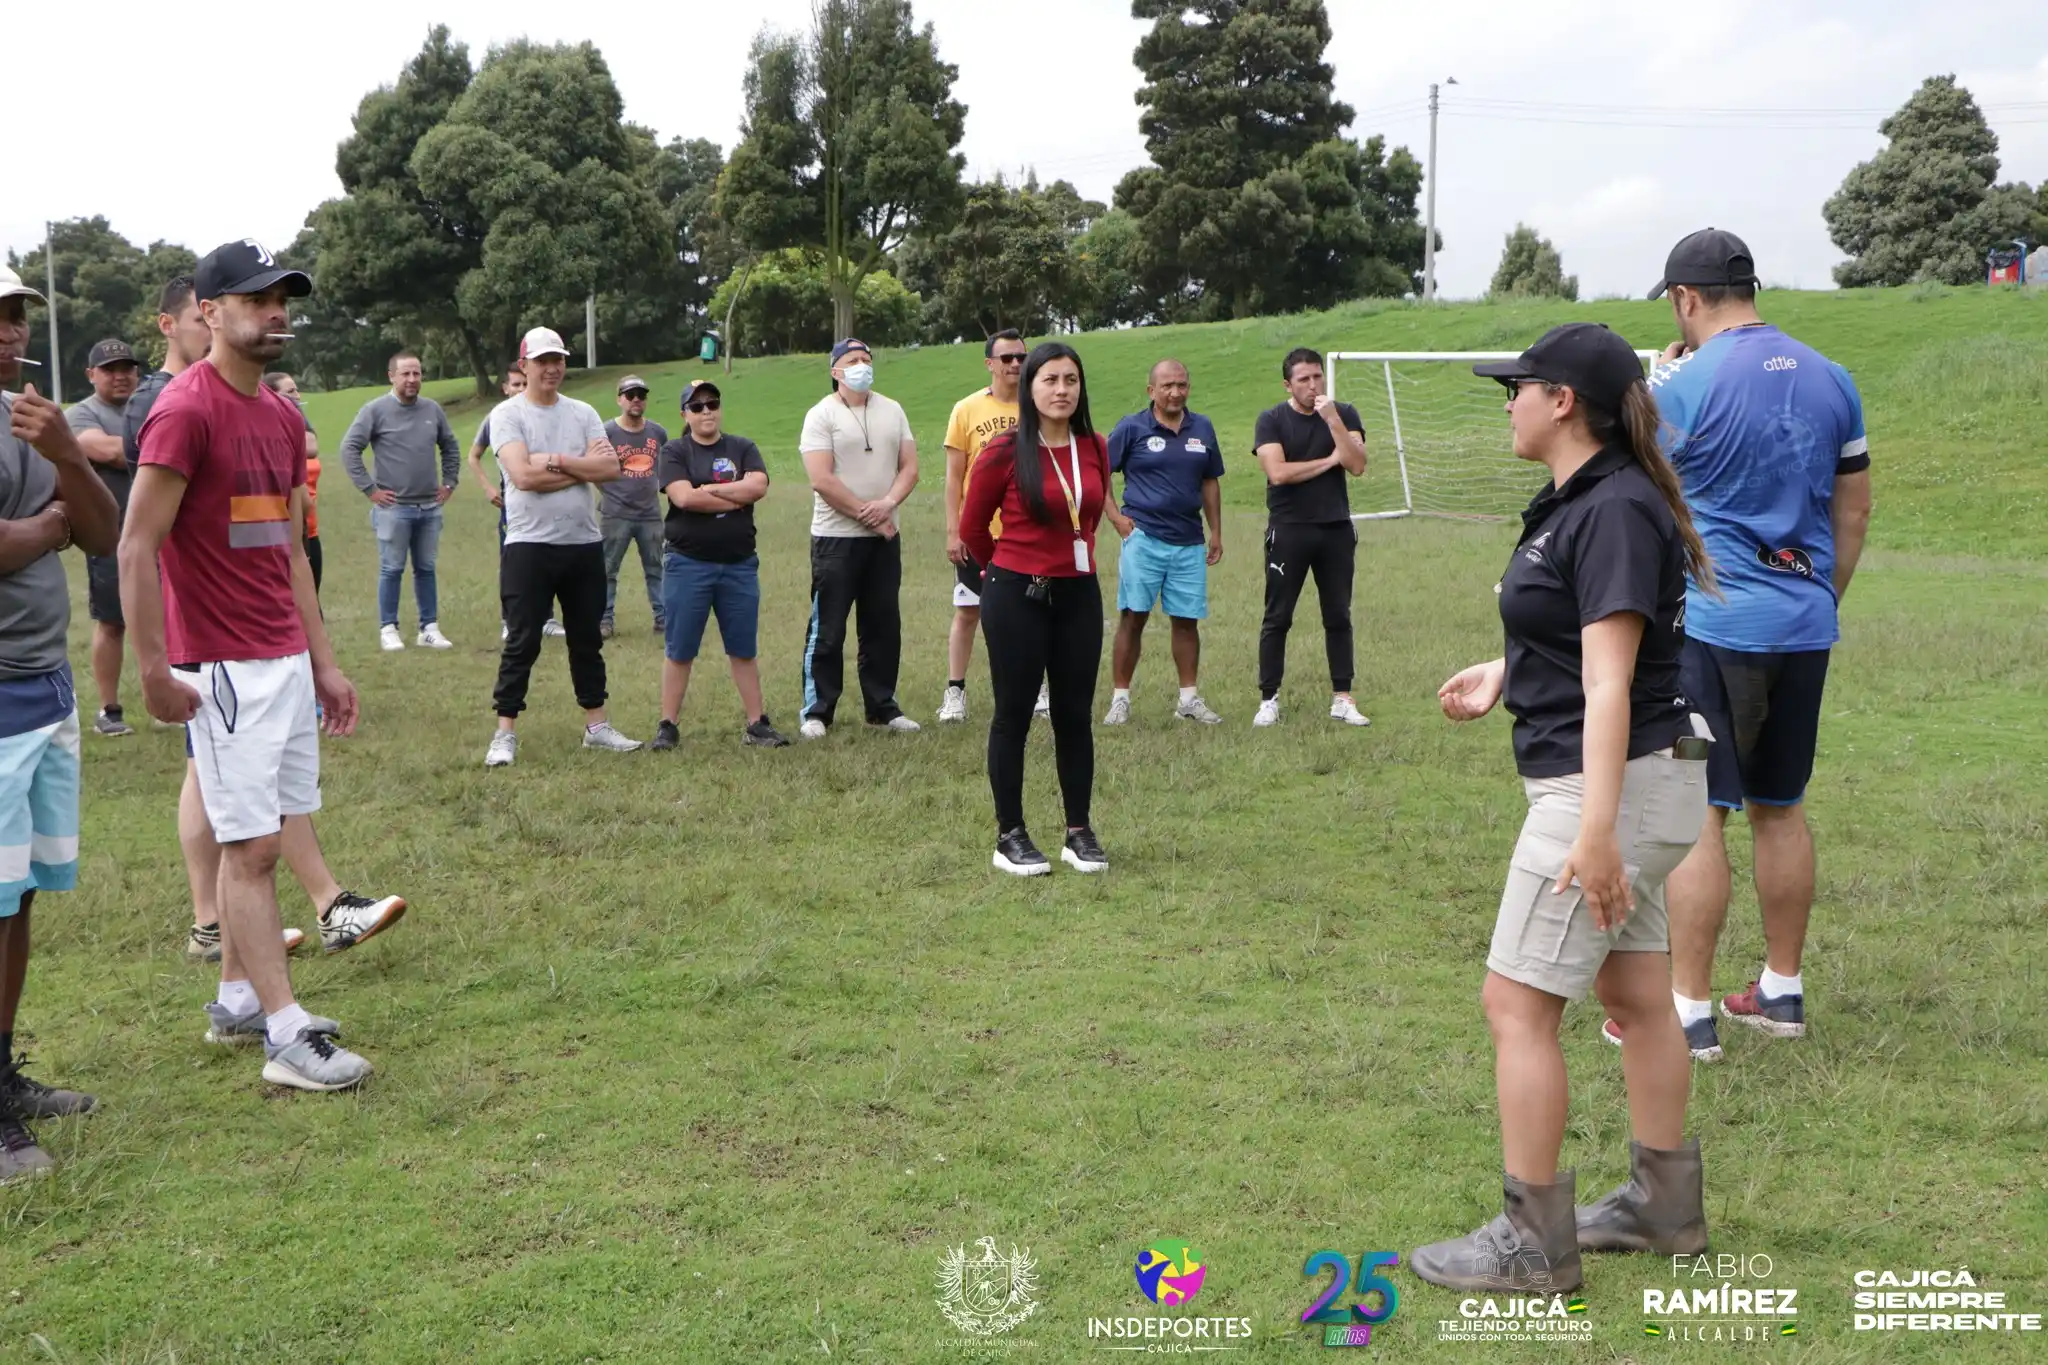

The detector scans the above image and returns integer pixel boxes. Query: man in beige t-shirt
[797,339,920,737]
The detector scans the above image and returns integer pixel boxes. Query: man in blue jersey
[1611,229,1873,1062]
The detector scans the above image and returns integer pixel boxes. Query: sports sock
[265,1003,314,1048]
[218,980,258,1015]
[948,678,965,692]
[586,721,605,734]
[1113,688,1131,703]
[1178,686,1198,705]
[1672,993,1712,1027]
[1759,967,1803,999]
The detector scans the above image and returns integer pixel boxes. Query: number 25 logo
[1302,1250,1399,1326]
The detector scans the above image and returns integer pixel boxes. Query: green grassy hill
[306,282,2048,559]
[11,285,2046,1362]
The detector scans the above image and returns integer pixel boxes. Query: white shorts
[183,653,322,843]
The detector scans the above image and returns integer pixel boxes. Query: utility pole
[44,222,61,402]
[585,293,598,370]
[1423,78,1456,302]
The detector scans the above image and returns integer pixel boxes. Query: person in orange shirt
[262,373,322,595]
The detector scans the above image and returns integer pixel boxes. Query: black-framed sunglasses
[993,353,1027,366]
[621,390,649,400]
[686,400,721,413]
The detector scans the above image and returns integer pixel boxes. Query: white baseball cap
[519,326,570,360]
[0,265,47,304]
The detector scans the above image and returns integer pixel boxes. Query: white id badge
[1073,539,1090,572]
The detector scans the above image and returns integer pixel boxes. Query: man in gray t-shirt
[482,327,641,768]
[64,338,146,734]
[600,374,667,637]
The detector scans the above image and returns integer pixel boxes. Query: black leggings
[980,567,1102,832]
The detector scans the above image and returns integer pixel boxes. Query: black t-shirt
[1255,400,1361,524]
[1499,448,1691,778]
[657,433,768,564]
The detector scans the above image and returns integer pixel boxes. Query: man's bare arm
[1256,442,1339,485]
[1831,469,1873,601]
[498,439,579,493]
[803,449,871,520]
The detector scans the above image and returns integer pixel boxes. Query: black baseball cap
[679,380,722,409]
[86,338,143,369]
[193,239,312,302]
[1473,323,1643,412]
[1648,228,1757,300]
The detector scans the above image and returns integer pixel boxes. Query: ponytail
[1587,380,1719,595]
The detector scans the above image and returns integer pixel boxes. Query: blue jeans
[372,503,443,629]
[602,517,664,625]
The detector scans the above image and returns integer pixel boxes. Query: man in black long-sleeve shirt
[339,351,460,651]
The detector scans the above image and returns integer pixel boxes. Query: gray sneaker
[485,731,518,768]
[542,619,567,638]
[204,1002,342,1047]
[582,722,642,752]
[261,1026,372,1092]
[1175,695,1223,725]
[93,708,134,737]
[0,1112,54,1184]
[1103,695,1131,725]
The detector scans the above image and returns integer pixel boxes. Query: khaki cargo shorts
[1487,748,1709,1000]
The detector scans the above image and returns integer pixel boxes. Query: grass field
[4,285,2045,1363]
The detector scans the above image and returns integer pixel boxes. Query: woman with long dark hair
[1412,323,1719,1292]
[959,342,1111,876]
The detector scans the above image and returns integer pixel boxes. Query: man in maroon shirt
[121,240,372,1093]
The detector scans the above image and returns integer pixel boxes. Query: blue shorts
[1681,638,1831,810]
[663,551,761,663]
[1,702,81,919]
[1115,527,1208,619]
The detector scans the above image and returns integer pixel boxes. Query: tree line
[10,8,2043,395]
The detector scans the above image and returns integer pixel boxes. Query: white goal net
[1330,351,1661,521]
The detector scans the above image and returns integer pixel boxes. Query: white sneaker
[1103,695,1131,725]
[500,621,509,642]
[1175,695,1224,725]
[937,685,967,723]
[582,722,642,752]
[484,731,517,767]
[417,623,454,649]
[878,715,922,733]
[1033,684,1051,719]
[799,718,828,740]
[542,620,567,638]
[379,625,404,652]
[1253,698,1281,728]
[1330,696,1372,727]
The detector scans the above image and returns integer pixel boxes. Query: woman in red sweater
[959,342,1112,876]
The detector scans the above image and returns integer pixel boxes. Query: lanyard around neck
[1043,433,1082,534]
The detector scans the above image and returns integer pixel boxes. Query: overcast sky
[5,1,2044,302]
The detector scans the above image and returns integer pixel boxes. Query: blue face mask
[840,363,875,393]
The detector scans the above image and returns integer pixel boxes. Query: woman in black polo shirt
[1410,324,1719,1293]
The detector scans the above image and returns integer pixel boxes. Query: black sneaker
[0,1057,95,1118]
[993,827,1050,877]
[0,1108,53,1184]
[744,717,791,748]
[1061,826,1109,873]
[651,720,680,752]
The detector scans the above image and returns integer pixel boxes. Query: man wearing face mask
[797,340,921,738]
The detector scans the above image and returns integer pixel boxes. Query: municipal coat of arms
[936,1236,1041,1336]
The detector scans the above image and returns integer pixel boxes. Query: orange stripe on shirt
[230,494,290,523]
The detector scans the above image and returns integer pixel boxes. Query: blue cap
[830,338,871,364]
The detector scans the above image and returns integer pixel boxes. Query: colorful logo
[1302,1251,1399,1347]
[1135,1240,1206,1306]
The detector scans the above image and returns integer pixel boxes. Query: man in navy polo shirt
[1103,359,1225,724]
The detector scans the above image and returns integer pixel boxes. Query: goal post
[1330,350,1661,522]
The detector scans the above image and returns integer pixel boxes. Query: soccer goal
[1329,351,1662,521]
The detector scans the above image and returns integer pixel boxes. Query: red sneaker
[1720,981,1806,1038]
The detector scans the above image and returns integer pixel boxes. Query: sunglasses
[993,353,1027,366]
[686,400,721,413]
[621,390,649,400]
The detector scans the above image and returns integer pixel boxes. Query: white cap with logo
[0,265,48,304]
[519,326,570,360]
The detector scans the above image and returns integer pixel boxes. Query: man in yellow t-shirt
[936,329,1029,723]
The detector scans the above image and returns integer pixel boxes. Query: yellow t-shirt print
[946,388,1019,539]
